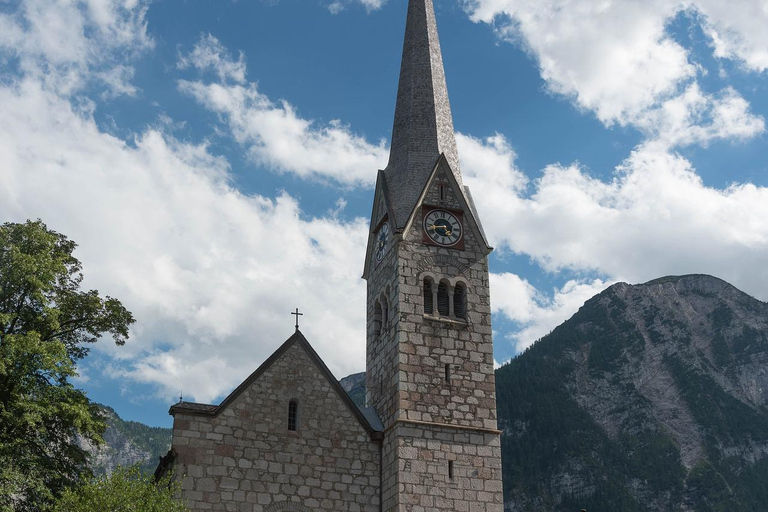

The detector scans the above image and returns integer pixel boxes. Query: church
[159,1,504,510]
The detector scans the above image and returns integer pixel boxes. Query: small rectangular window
[448,460,454,480]
[444,363,451,383]
[288,400,298,431]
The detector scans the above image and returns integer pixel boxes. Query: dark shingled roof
[384,0,463,230]
[169,330,383,438]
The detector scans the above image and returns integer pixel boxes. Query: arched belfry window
[453,283,466,319]
[423,279,434,315]
[288,400,298,431]
[437,282,450,316]
[373,300,382,336]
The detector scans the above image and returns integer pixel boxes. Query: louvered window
[453,284,466,319]
[288,400,298,431]
[423,280,433,314]
[437,282,450,316]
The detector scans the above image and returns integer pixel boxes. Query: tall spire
[384,0,462,229]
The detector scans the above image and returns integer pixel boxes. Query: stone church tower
[362,0,503,510]
[160,1,503,511]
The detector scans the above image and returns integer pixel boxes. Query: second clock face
[375,222,389,262]
[423,209,462,247]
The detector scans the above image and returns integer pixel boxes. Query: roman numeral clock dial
[423,209,462,247]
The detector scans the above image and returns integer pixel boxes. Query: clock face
[375,222,389,262]
[423,209,462,247]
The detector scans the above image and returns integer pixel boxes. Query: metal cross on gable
[291,308,303,332]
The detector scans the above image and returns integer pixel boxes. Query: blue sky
[2,0,768,427]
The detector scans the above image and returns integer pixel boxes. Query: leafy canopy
[0,220,134,511]
[52,465,188,512]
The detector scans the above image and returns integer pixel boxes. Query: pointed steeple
[384,0,462,230]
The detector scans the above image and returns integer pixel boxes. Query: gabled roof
[362,170,396,279]
[402,153,491,252]
[169,330,383,437]
[384,0,463,230]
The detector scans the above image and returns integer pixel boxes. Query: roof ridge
[169,330,382,437]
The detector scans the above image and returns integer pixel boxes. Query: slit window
[453,284,466,319]
[444,363,451,383]
[439,185,446,201]
[424,280,434,315]
[437,282,450,316]
[448,460,454,480]
[288,400,298,431]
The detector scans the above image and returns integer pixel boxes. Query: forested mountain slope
[80,406,172,475]
[498,274,768,511]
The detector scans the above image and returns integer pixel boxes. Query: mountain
[80,405,172,475]
[498,274,768,511]
[340,371,366,408]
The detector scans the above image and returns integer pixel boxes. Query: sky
[1,0,768,428]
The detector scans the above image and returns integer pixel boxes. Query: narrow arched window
[373,300,382,336]
[288,400,298,431]
[423,279,433,315]
[381,295,389,331]
[437,282,450,316]
[453,283,466,319]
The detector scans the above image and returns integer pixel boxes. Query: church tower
[363,1,503,511]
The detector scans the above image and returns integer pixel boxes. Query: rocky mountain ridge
[81,405,172,475]
[498,274,768,511]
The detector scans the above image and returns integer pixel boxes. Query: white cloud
[0,0,152,95]
[457,0,768,351]
[636,84,765,148]
[178,34,247,84]
[462,0,766,146]
[490,273,613,351]
[695,0,768,72]
[461,133,768,309]
[0,79,370,403]
[463,0,693,126]
[325,0,388,14]
[177,36,388,187]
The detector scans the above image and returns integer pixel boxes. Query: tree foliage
[51,466,188,512]
[0,220,135,511]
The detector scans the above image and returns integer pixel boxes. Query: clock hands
[428,224,455,236]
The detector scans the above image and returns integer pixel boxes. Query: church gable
[402,154,490,254]
[362,171,395,279]
[169,332,381,512]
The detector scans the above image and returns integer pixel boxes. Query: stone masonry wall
[390,423,503,512]
[171,341,380,512]
[366,208,401,428]
[396,165,498,430]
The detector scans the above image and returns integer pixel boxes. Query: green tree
[52,466,188,512]
[0,220,135,511]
